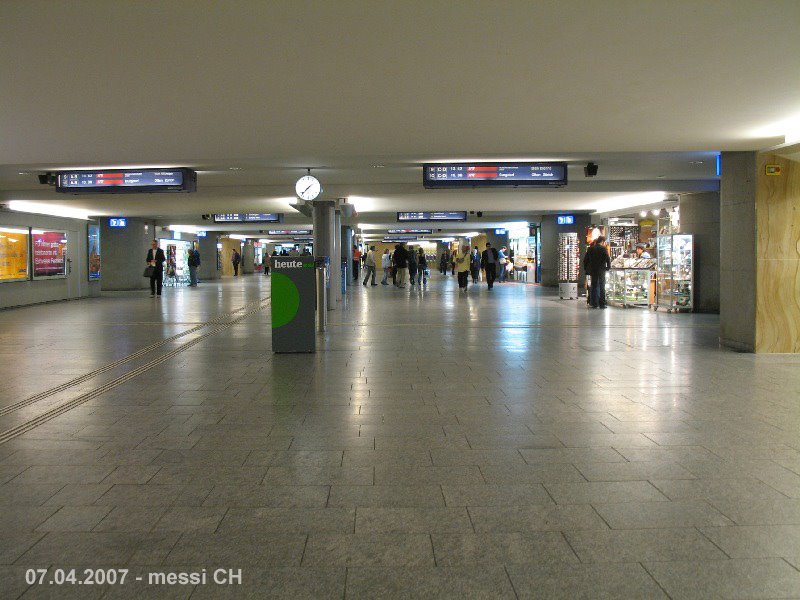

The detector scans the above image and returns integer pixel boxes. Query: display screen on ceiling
[423,162,567,188]
[387,228,433,234]
[397,211,467,222]
[268,229,312,235]
[56,168,196,193]
[213,213,282,223]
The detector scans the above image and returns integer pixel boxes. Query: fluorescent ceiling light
[7,200,92,220]
[747,112,800,145]
[0,227,30,235]
[167,224,199,233]
[589,192,668,214]
[228,234,248,240]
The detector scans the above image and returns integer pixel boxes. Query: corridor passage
[2,275,800,598]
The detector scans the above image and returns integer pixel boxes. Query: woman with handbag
[145,240,166,297]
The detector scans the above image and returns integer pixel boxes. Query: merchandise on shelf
[557,232,579,283]
[656,234,693,311]
[607,225,639,260]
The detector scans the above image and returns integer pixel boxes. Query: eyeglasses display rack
[655,234,693,312]
[558,232,579,299]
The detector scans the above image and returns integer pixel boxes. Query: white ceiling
[1,1,798,224]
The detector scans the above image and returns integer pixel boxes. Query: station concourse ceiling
[1,1,798,227]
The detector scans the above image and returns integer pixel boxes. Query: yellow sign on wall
[765,164,782,176]
[0,228,30,281]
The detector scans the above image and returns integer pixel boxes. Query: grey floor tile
[479,463,585,484]
[17,532,146,565]
[0,484,64,506]
[346,566,516,599]
[355,507,472,533]
[200,484,330,508]
[506,562,668,599]
[645,557,800,599]
[93,506,167,532]
[303,533,434,567]
[93,484,185,507]
[442,484,553,507]
[469,504,609,532]
[651,477,788,502]
[700,524,800,559]
[188,567,345,599]
[710,496,800,525]
[374,465,483,485]
[519,447,625,464]
[218,507,355,534]
[574,460,696,481]
[594,500,734,529]
[544,481,669,504]
[152,506,226,532]
[164,531,306,567]
[263,465,373,486]
[34,506,112,532]
[432,531,578,565]
[328,485,445,508]
[565,527,728,563]
[0,532,45,565]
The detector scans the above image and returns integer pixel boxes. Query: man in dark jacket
[146,240,166,297]
[481,242,499,289]
[583,236,611,308]
[393,243,409,288]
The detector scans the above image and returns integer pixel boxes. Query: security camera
[201,214,211,220]
[38,173,56,186]
[476,211,483,217]
[584,162,598,177]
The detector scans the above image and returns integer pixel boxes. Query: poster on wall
[0,227,30,282]
[87,223,101,280]
[32,230,68,279]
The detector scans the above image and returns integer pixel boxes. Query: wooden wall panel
[756,152,800,353]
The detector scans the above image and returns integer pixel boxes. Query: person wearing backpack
[187,245,201,287]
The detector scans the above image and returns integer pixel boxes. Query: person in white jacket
[362,246,378,286]
[380,249,392,285]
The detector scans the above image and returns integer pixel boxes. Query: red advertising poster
[32,230,68,278]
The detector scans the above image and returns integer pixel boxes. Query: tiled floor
[2,274,800,598]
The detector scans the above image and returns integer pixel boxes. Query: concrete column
[333,210,342,304]
[540,214,591,287]
[99,217,154,290]
[679,191,720,313]
[342,225,353,288]
[719,151,757,351]
[241,242,255,274]
[197,235,220,280]
[312,200,336,309]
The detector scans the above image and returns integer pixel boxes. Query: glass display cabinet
[606,257,656,307]
[656,234,693,312]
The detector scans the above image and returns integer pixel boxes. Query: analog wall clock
[295,175,322,201]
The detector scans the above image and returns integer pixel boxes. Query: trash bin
[270,255,317,353]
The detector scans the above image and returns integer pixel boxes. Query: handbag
[143,266,155,278]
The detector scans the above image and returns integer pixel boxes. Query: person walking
[481,242,499,290]
[454,243,471,291]
[583,235,611,308]
[362,245,378,286]
[498,246,509,283]
[439,251,449,275]
[416,247,428,286]
[352,245,362,281]
[381,248,392,285]
[231,249,241,276]
[146,240,166,297]
[187,244,200,287]
[407,245,418,286]
[393,243,408,288]
[470,246,481,284]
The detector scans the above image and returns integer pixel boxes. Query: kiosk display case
[606,256,656,307]
[656,234,693,312]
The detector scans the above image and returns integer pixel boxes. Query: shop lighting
[228,234,248,240]
[7,200,92,220]
[216,243,223,249]
[652,209,661,216]
[640,211,648,218]
[0,227,30,235]
[167,224,200,234]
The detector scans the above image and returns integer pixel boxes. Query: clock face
[295,175,322,201]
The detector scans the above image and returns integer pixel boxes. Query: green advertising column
[270,255,317,353]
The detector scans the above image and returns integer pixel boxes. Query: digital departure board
[268,229,312,235]
[213,213,282,223]
[387,228,433,234]
[397,211,467,222]
[423,162,567,188]
[56,168,196,193]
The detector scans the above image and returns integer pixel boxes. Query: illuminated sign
[557,215,575,225]
[108,218,127,228]
[57,169,196,193]
[397,211,467,222]
[424,162,567,188]
[213,213,282,223]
